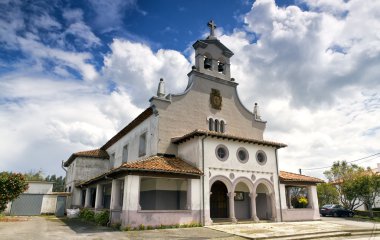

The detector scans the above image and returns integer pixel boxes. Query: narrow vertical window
[209,118,214,131]
[214,119,219,132]
[220,120,225,133]
[122,144,128,163]
[139,133,147,157]
[204,56,212,70]
[109,153,115,168]
[217,61,225,73]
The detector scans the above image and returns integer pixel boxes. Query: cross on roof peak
[207,20,217,38]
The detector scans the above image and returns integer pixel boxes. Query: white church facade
[64,21,323,227]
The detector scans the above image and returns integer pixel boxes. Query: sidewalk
[206,218,380,239]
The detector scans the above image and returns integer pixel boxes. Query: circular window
[236,147,249,163]
[215,144,229,161]
[256,150,267,165]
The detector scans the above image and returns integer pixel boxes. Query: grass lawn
[353,215,380,222]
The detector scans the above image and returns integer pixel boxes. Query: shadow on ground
[59,217,117,234]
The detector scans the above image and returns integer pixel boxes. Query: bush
[354,210,380,218]
[94,210,109,226]
[79,208,95,222]
[0,172,28,212]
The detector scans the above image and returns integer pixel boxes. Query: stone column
[95,184,104,209]
[186,180,192,210]
[307,186,314,209]
[84,188,91,208]
[228,192,237,222]
[249,193,259,222]
[110,180,121,210]
[286,186,293,208]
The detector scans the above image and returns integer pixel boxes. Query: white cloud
[102,39,191,106]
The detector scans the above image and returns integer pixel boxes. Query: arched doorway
[210,181,228,218]
[234,182,251,220]
[256,183,272,220]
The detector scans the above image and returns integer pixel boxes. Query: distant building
[4,181,69,216]
[63,21,323,227]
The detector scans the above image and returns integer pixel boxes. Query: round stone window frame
[215,144,229,161]
[236,147,249,163]
[256,150,267,165]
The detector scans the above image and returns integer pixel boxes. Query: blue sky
[1,0,380,178]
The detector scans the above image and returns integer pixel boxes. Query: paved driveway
[0,216,244,240]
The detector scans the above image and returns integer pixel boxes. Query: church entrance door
[210,181,228,218]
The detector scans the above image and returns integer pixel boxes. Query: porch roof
[76,155,203,187]
[279,171,324,184]
[64,149,109,167]
[171,129,287,149]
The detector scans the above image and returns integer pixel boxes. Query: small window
[215,144,229,161]
[204,56,212,70]
[68,186,72,192]
[256,150,267,165]
[122,144,128,163]
[110,153,115,168]
[237,147,249,163]
[220,121,225,133]
[209,118,214,131]
[214,119,219,132]
[139,133,147,157]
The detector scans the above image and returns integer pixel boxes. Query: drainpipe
[61,160,67,173]
[201,134,208,225]
[275,149,283,222]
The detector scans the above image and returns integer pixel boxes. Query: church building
[63,21,323,227]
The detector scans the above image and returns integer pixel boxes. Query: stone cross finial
[207,20,217,38]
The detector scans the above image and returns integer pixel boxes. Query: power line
[300,152,380,172]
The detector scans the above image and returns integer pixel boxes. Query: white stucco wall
[25,182,53,194]
[106,115,159,169]
[41,195,57,214]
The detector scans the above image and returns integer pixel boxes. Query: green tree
[323,161,364,210]
[354,170,380,219]
[45,175,66,192]
[24,170,44,181]
[317,183,339,207]
[0,172,28,212]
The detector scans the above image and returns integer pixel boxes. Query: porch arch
[209,175,233,193]
[253,178,276,221]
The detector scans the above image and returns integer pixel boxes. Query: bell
[218,62,224,72]
[204,58,212,69]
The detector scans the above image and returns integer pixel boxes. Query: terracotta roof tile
[172,129,287,148]
[77,155,203,187]
[119,155,203,175]
[64,149,109,167]
[279,171,324,184]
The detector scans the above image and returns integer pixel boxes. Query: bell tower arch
[193,20,234,81]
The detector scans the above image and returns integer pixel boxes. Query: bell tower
[192,20,234,81]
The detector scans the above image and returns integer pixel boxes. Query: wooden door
[210,181,228,218]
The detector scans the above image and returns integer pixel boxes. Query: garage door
[10,194,43,216]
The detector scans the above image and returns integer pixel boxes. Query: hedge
[354,210,380,218]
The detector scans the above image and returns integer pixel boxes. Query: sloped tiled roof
[172,129,287,148]
[119,155,203,175]
[64,149,109,167]
[279,171,324,184]
[101,107,154,150]
[77,155,203,187]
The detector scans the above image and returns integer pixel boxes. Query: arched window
[209,118,214,131]
[217,61,225,73]
[204,56,212,70]
[214,119,219,132]
[220,120,225,133]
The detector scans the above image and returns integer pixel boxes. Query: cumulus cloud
[1,0,380,179]
[102,39,191,107]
